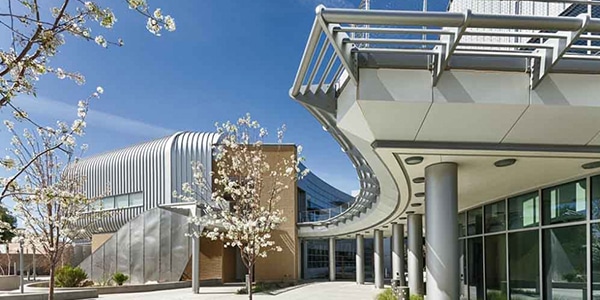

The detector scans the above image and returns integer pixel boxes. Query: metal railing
[299,202,354,223]
[290,3,600,98]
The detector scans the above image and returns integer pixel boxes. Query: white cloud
[13,96,175,138]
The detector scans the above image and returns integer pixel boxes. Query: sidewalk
[100,281,384,300]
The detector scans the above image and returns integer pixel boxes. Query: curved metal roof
[73,131,221,235]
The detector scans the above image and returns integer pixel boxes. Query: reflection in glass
[592,224,600,298]
[115,195,128,208]
[468,208,483,235]
[592,176,600,220]
[304,239,328,279]
[459,213,466,238]
[509,230,540,299]
[129,192,143,207]
[485,234,507,299]
[543,225,587,300]
[542,180,586,225]
[102,197,114,209]
[508,192,539,230]
[335,239,356,280]
[485,201,506,233]
[468,237,484,300]
[460,239,468,300]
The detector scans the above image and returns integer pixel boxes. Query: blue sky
[1,0,448,194]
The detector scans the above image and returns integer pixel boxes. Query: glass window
[591,176,600,219]
[468,237,484,300]
[542,179,587,225]
[485,234,507,300]
[592,224,600,298]
[115,195,128,208]
[468,207,483,235]
[89,199,102,212]
[129,193,143,207]
[508,230,540,299]
[102,197,114,210]
[335,239,356,280]
[543,225,587,300]
[458,212,466,238]
[460,240,467,300]
[508,192,539,230]
[485,200,506,233]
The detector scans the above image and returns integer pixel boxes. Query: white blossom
[94,35,107,48]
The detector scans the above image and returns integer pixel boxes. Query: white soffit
[392,151,600,211]
[416,103,527,143]
[502,105,600,145]
[359,100,431,141]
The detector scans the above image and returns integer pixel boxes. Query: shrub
[410,295,424,300]
[111,272,129,286]
[375,288,396,300]
[55,265,88,287]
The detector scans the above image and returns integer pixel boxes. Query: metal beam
[433,10,471,86]
[317,10,358,84]
[294,87,337,114]
[531,14,590,89]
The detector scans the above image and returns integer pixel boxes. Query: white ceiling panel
[502,105,600,145]
[416,103,527,142]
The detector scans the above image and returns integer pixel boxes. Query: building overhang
[291,5,600,238]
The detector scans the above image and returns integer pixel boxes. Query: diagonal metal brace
[531,14,590,89]
[433,9,471,86]
[293,87,337,114]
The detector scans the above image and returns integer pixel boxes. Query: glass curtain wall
[302,238,375,281]
[460,174,600,300]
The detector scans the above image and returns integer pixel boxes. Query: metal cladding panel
[129,213,144,284]
[91,246,104,281]
[170,209,191,281]
[116,223,130,275]
[159,209,172,282]
[103,235,117,278]
[143,208,160,282]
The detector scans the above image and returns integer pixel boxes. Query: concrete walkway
[100,282,385,300]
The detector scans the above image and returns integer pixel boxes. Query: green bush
[375,288,396,300]
[55,265,88,287]
[410,295,424,300]
[111,272,129,286]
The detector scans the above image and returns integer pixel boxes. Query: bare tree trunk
[248,265,253,300]
[48,264,55,300]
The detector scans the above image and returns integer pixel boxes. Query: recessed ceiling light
[406,211,415,214]
[411,203,422,207]
[382,225,388,229]
[405,156,424,165]
[412,177,425,184]
[399,217,407,220]
[582,161,600,170]
[414,192,425,198]
[494,158,517,167]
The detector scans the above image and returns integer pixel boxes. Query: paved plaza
[99,282,384,300]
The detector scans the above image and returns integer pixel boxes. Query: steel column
[191,209,200,294]
[392,223,406,285]
[408,214,424,296]
[356,234,365,284]
[425,162,459,300]
[374,229,384,289]
[329,237,336,281]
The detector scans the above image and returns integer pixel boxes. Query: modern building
[290,0,600,299]
[70,131,364,290]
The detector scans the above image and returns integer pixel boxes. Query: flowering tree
[1,89,107,300]
[0,0,175,201]
[177,114,308,300]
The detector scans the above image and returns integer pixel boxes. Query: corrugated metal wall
[78,207,192,284]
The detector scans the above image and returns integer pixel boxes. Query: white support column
[374,229,384,289]
[426,162,459,300]
[392,223,406,286]
[356,234,365,284]
[191,208,200,294]
[329,237,336,281]
[408,214,424,296]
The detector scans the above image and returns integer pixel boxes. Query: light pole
[18,238,23,293]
